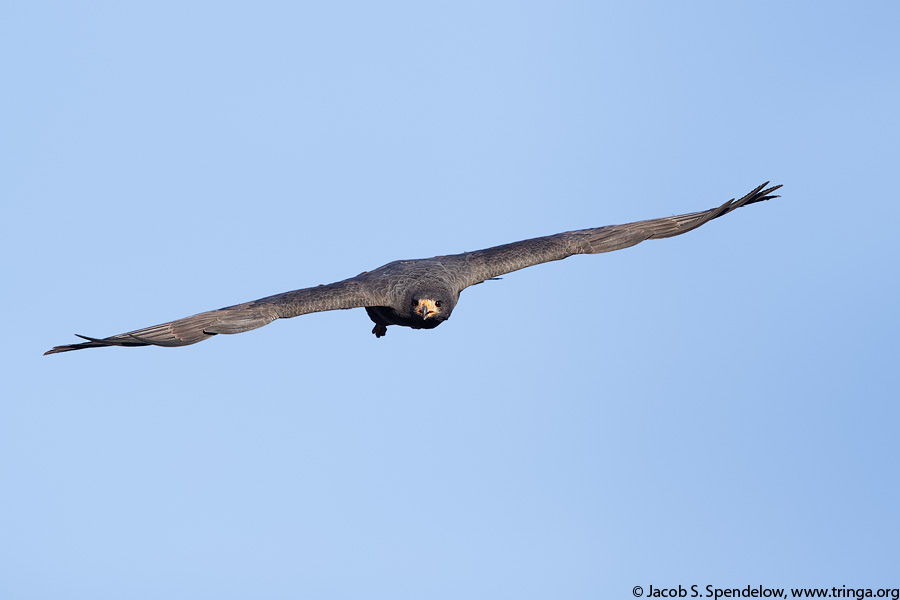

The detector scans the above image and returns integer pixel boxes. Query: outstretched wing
[458,182,781,287]
[44,276,390,354]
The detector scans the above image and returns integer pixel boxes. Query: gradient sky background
[3,1,899,598]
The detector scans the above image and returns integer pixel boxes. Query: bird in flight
[45,182,781,355]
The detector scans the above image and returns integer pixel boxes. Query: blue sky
[2,1,899,598]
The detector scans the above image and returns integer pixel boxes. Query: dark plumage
[44,182,781,355]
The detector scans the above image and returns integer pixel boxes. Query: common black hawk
[45,182,781,355]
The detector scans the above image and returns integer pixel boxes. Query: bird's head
[407,288,457,325]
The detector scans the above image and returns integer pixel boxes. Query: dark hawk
[45,182,781,354]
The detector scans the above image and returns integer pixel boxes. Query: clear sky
[3,1,899,598]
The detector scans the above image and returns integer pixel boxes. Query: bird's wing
[457,182,781,287]
[44,276,391,354]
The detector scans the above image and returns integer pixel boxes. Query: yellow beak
[416,299,437,319]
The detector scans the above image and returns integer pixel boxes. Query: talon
[372,324,387,338]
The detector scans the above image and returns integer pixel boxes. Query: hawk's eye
[434,301,442,308]
[411,299,418,306]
